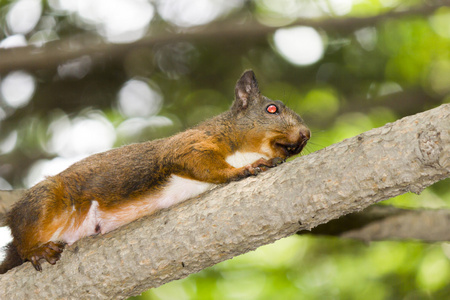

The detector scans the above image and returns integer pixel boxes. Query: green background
[0,0,449,299]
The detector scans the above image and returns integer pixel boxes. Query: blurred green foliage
[131,238,450,300]
[0,0,449,299]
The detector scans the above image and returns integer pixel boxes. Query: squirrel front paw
[26,241,65,271]
[240,157,285,178]
[251,157,284,173]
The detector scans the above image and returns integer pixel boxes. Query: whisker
[307,141,326,148]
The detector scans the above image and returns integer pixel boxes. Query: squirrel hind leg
[0,242,24,274]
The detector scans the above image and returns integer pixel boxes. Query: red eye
[266,104,278,114]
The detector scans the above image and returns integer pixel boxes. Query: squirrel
[0,70,310,274]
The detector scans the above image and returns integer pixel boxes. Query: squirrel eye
[266,104,278,114]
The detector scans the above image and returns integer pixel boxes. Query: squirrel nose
[299,127,311,142]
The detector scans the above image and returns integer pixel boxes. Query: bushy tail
[0,242,24,274]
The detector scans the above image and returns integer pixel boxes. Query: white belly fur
[53,151,267,245]
[55,200,100,245]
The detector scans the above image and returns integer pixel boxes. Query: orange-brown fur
[0,70,310,274]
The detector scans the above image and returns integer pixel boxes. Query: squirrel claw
[271,157,285,166]
[238,156,285,179]
[27,241,65,271]
[252,157,284,170]
[30,256,42,271]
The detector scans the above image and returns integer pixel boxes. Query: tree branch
[305,205,450,242]
[0,104,448,299]
[0,1,448,74]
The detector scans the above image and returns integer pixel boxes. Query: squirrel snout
[292,126,311,155]
[274,125,310,158]
[299,126,311,142]
[296,125,311,148]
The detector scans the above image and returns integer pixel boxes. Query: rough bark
[0,1,447,74]
[0,104,448,299]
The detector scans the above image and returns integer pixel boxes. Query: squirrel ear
[233,70,260,111]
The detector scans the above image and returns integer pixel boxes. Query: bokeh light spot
[0,178,12,190]
[355,27,377,51]
[430,7,450,39]
[0,34,27,48]
[117,116,173,138]
[57,55,92,79]
[0,131,18,154]
[273,26,325,66]
[25,157,81,187]
[77,0,154,43]
[6,0,42,34]
[427,60,450,95]
[47,112,116,158]
[157,0,241,27]
[118,79,163,118]
[0,71,35,108]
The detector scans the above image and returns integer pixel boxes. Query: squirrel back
[0,70,310,273]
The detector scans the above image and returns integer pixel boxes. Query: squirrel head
[231,70,310,159]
